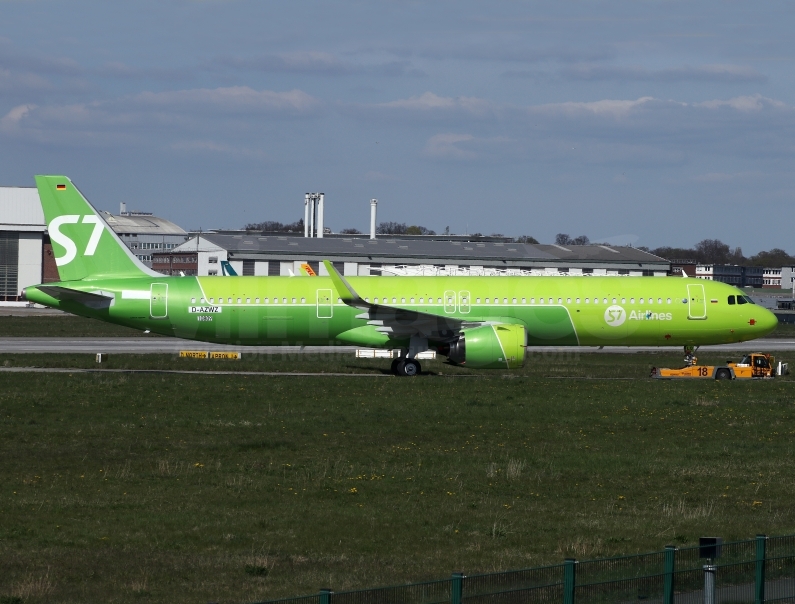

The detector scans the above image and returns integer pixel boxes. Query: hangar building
[153,232,671,278]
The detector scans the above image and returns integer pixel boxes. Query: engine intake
[442,324,526,369]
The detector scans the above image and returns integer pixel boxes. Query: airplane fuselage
[26,274,778,348]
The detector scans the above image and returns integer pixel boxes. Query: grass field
[1,312,794,338]
[1,352,795,603]
[0,315,155,338]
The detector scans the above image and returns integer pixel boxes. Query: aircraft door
[444,290,456,314]
[150,283,168,319]
[316,289,333,318]
[687,284,707,320]
[458,290,471,314]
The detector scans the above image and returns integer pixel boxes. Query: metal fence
[253,534,795,604]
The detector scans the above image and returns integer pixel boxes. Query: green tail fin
[35,175,157,282]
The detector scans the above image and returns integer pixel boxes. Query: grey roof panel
[192,233,668,266]
[100,211,187,235]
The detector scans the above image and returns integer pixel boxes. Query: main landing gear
[391,357,421,377]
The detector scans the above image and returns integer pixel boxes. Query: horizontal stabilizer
[37,286,115,309]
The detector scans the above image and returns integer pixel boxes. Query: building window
[243,260,255,276]
[209,256,218,264]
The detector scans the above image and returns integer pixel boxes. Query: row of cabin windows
[189,296,675,306]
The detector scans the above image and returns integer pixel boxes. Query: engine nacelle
[442,324,526,369]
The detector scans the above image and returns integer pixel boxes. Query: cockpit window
[744,296,755,304]
[737,295,747,305]
[727,295,736,305]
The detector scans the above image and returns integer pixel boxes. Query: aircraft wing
[323,260,478,340]
[36,286,115,309]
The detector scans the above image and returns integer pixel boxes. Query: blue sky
[1,1,793,252]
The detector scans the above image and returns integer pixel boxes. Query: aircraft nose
[757,307,778,335]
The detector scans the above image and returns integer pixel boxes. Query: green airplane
[24,176,778,376]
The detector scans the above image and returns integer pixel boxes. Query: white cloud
[0,86,321,147]
[376,92,493,115]
[422,133,476,159]
[0,103,36,130]
[533,97,658,118]
[696,94,787,112]
[132,86,320,113]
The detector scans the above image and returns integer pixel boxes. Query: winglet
[323,260,364,306]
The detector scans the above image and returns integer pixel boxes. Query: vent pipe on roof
[370,199,377,239]
[304,194,310,237]
[120,202,127,215]
[309,194,315,238]
[317,193,324,238]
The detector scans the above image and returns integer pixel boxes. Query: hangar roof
[173,233,669,268]
[100,211,187,236]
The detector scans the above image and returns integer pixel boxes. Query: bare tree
[245,218,304,233]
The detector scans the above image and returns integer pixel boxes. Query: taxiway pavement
[1,337,794,354]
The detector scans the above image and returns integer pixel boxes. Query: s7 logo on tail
[49,215,104,266]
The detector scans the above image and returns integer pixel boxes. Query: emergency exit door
[687,284,707,320]
[150,283,168,319]
[316,289,333,318]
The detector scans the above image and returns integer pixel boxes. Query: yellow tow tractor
[652,348,788,380]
